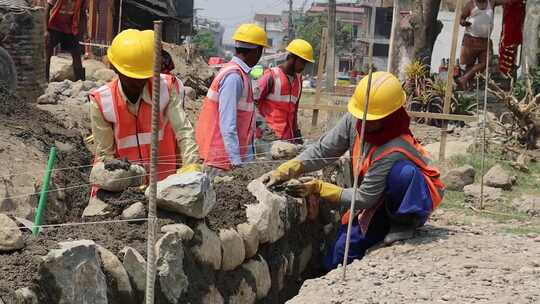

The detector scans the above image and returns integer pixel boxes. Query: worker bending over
[196,24,268,171]
[89,29,200,189]
[458,0,518,89]
[261,72,445,271]
[256,39,314,144]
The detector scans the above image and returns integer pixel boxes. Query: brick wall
[0,5,46,102]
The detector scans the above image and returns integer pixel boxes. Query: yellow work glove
[260,159,304,188]
[177,163,203,174]
[286,179,343,204]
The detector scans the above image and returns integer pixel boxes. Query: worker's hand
[286,178,343,204]
[259,159,304,188]
[104,157,131,171]
[177,163,203,174]
[460,20,472,27]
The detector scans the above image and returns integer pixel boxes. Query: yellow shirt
[89,78,200,166]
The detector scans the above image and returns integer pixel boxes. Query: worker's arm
[89,95,116,162]
[218,73,245,166]
[339,153,407,209]
[460,2,473,27]
[296,113,354,173]
[166,79,200,165]
[255,70,274,101]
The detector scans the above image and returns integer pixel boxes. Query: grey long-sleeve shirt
[298,113,408,209]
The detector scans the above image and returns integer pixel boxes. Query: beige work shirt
[89,78,200,166]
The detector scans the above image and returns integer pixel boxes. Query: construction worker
[45,0,86,81]
[458,0,519,89]
[256,39,314,144]
[196,24,268,171]
[260,72,445,271]
[89,29,200,190]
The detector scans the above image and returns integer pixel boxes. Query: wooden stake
[311,27,328,129]
[439,0,464,161]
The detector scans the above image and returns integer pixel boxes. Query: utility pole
[288,0,294,42]
[326,0,336,94]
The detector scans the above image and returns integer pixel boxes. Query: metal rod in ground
[32,146,57,236]
[342,3,376,281]
[479,26,491,210]
[145,20,163,304]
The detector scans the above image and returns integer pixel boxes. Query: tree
[193,29,219,59]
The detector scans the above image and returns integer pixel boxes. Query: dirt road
[288,209,540,304]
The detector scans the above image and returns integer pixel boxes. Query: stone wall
[0,5,46,102]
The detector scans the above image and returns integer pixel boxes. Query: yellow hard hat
[348,71,406,121]
[232,23,270,48]
[107,29,155,79]
[286,39,315,63]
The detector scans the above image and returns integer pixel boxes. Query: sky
[194,0,315,43]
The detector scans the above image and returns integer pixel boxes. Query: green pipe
[32,146,57,236]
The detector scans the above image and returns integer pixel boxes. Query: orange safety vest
[257,67,302,140]
[48,0,83,35]
[196,61,255,170]
[342,133,445,234]
[91,74,181,181]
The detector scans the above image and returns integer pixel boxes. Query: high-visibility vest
[257,67,302,140]
[48,0,83,35]
[342,133,445,234]
[91,74,180,181]
[196,61,255,170]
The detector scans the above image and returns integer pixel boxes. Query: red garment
[499,1,525,76]
[355,107,412,146]
[48,0,83,35]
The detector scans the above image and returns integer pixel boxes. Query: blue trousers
[323,160,433,271]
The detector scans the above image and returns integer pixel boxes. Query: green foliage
[193,29,219,59]
[451,92,478,116]
[513,68,540,100]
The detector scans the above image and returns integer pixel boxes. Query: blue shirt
[218,56,254,166]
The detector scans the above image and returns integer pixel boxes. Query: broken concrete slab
[220,228,246,271]
[483,165,516,190]
[237,223,259,259]
[242,256,272,300]
[151,172,216,219]
[0,213,23,252]
[443,165,476,191]
[192,222,222,270]
[39,240,108,304]
[156,232,189,303]
[246,180,286,244]
[97,245,135,304]
[161,224,194,241]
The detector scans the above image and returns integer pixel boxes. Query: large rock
[156,232,189,303]
[161,223,194,241]
[82,197,112,219]
[246,180,286,243]
[151,172,216,219]
[49,56,75,82]
[39,240,108,304]
[120,247,146,302]
[513,195,540,216]
[14,288,38,304]
[424,140,473,160]
[464,184,504,206]
[93,68,116,83]
[237,223,259,259]
[242,256,272,300]
[271,141,299,160]
[229,278,256,304]
[442,165,476,191]
[0,214,24,252]
[483,165,516,190]
[90,162,145,192]
[219,229,246,271]
[96,245,135,303]
[121,202,146,220]
[192,222,222,270]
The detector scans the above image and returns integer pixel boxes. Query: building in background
[254,13,286,54]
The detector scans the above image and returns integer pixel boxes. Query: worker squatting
[88,23,445,271]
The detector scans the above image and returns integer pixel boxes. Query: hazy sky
[194,0,315,43]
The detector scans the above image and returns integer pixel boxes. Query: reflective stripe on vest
[257,67,302,140]
[343,134,445,232]
[195,61,255,170]
[91,74,180,181]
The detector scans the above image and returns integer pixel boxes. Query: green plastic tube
[32,146,57,236]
